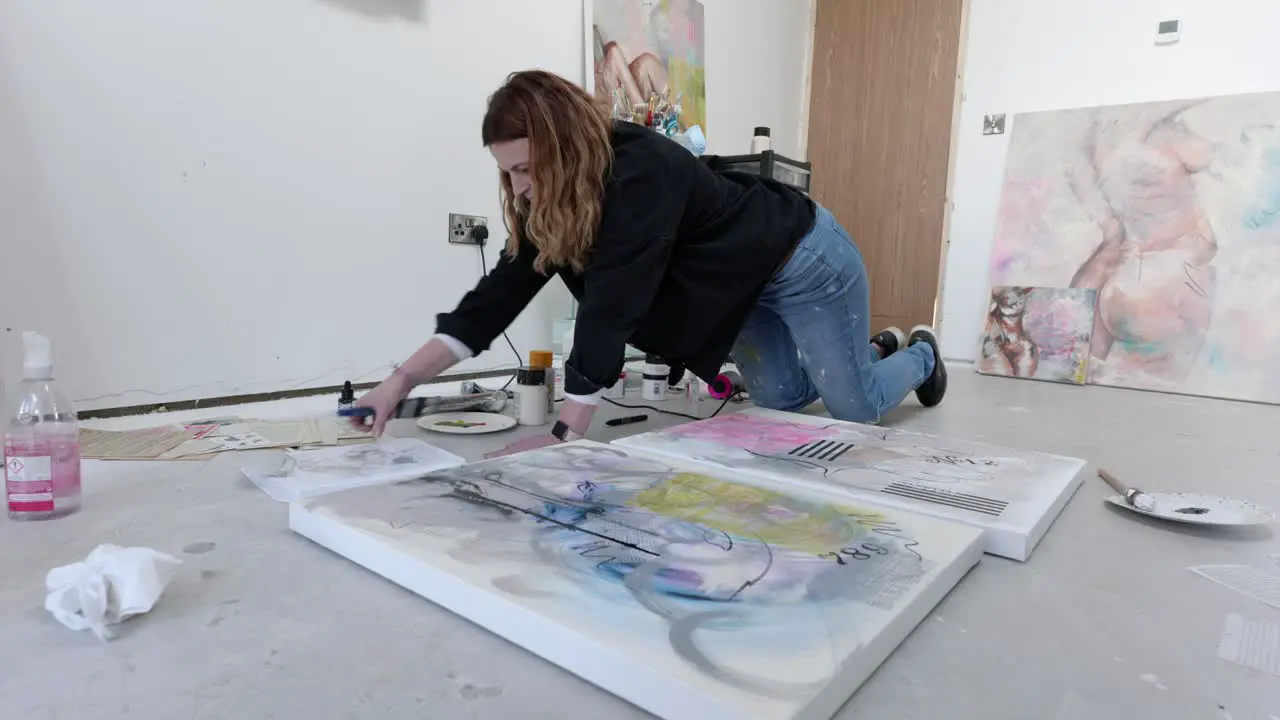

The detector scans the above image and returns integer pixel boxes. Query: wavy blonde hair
[482,70,614,274]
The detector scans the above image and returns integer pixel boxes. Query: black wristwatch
[551,420,585,443]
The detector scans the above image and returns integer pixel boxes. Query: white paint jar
[750,126,771,154]
[512,367,548,426]
[641,355,668,401]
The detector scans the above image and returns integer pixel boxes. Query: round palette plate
[1104,492,1275,527]
[417,412,516,435]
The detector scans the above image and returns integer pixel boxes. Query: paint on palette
[978,286,1096,384]
[989,91,1280,404]
[298,442,958,702]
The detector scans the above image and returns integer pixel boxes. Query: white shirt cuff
[564,389,602,406]
[432,333,474,361]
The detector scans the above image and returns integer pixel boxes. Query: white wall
[941,0,1280,360]
[0,0,812,410]
[703,0,814,159]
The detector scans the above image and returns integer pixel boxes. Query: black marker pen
[606,414,649,427]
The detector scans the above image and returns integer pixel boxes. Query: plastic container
[4,332,81,520]
[512,367,549,426]
[528,350,555,413]
[750,126,772,154]
[641,355,668,401]
[684,373,704,409]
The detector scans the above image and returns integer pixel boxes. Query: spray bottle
[4,332,81,520]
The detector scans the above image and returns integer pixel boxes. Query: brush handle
[1097,469,1131,495]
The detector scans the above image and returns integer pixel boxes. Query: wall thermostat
[1155,19,1181,45]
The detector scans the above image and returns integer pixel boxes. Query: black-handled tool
[606,414,649,427]
[337,397,441,420]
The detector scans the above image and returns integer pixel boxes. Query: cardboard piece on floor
[290,440,984,720]
[80,428,195,459]
[613,408,1086,561]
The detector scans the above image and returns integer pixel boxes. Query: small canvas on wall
[988,91,1280,403]
[978,286,1096,385]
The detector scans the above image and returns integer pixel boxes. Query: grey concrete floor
[2,367,1278,720]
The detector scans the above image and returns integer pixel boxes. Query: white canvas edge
[1014,460,1087,560]
[288,441,987,719]
[612,408,1087,561]
[795,529,983,719]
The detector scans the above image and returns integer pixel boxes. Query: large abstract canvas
[990,91,1280,403]
[614,409,1085,561]
[978,286,1097,384]
[290,441,984,720]
[589,0,706,132]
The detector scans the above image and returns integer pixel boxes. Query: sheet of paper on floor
[290,440,985,720]
[242,437,464,502]
[1218,613,1280,676]
[1189,565,1280,609]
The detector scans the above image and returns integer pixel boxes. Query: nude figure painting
[590,0,706,132]
[978,286,1096,385]
[989,91,1280,404]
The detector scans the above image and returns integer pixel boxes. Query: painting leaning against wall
[978,286,1096,385]
[590,0,706,133]
[988,91,1280,404]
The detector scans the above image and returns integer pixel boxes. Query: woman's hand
[484,397,599,459]
[352,370,413,437]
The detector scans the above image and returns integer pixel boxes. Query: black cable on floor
[603,391,738,420]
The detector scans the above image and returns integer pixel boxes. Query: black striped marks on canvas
[881,481,1008,517]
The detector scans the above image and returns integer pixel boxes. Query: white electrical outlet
[1155,19,1181,45]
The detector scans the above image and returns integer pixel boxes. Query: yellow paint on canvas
[628,473,881,554]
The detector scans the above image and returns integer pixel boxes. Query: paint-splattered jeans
[731,205,935,423]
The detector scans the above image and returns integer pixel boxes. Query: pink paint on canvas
[666,413,839,455]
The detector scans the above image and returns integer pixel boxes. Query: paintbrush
[1097,468,1158,512]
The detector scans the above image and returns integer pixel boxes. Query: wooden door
[808,0,967,333]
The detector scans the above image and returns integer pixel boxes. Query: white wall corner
[796,0,818,160]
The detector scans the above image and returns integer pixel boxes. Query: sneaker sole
[908,325,947,407]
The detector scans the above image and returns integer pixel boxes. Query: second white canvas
[613,408,1085,561]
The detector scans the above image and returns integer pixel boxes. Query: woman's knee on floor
[811,373,884,424]
[743,370,818,412]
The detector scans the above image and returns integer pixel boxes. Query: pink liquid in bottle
[4,332,81,520]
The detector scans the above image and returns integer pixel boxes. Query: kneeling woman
[355,70,947,448]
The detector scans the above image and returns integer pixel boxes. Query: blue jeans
[732,206,935,423]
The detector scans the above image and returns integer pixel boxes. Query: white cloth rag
[44,544,180,641]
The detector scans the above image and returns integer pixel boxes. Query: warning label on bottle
[6,455,55,512]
